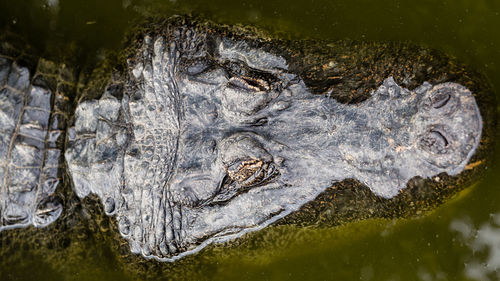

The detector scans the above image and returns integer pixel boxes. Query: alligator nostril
[432,130,449,146]
[419,129,449,154]
[430,88,452,109]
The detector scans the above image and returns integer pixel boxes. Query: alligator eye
[228,76,270,92]
[227,158,277,187]
[429,88,452,109]
[206,159,278,206]
[419,130,449,154]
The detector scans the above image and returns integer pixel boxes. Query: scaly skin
[0,55,73,232]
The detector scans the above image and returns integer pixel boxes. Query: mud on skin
[0,17,495,266]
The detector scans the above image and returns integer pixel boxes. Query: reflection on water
[417,268,447,281]
[451,214,500,281]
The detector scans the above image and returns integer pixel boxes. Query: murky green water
[1,0,500,280]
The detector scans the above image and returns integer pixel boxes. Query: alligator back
[0,46,75,231]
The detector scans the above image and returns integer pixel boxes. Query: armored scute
[0,17,495,263]
[0,55,72,232]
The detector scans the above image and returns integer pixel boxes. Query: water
[0,0,499,280]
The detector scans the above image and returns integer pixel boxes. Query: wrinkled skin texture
[65,25,482,261]
[0,56,69,231]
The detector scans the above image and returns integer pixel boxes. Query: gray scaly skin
[63,22,483,261]
[0,55,71,232]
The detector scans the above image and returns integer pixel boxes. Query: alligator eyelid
[217,174,233,192]
[248,117,268,126]
[200,175,236,207]
[184,59,213,75]
[259,163,278,184]
[226,158,248,170]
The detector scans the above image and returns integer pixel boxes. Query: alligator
[0,17,495,263]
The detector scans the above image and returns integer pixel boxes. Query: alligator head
[65,22,482,261]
